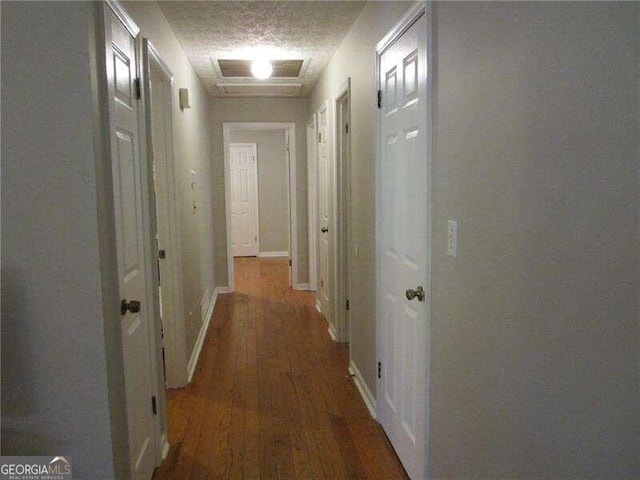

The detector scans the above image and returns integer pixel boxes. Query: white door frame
[229,142,260,257]
[142,39,188,393]
[307,114,318,292]
[334,78,351,343]
[223,122,297,292]
[375,1,432,477]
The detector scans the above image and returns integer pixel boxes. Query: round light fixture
[251,58,273,79]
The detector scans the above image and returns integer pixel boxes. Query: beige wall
[309,1,414,395]
[230,130,290,254]
[123,1,216,356]
[429,2,638,477]
[210,97,309,286]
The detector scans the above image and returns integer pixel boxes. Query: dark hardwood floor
[152,256,408,479]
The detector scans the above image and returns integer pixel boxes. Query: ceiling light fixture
[251,58,273,79]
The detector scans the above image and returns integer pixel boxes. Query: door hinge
[318,132,322,143]
[151,395,157,415]
[377,89,382,109]
[135,78,141,100]
[345,123,349,134]
[346,299,350,311]
[157,249,166,259]
[255,235,257,242]
[289,259,292,267]
[378,361,382,379]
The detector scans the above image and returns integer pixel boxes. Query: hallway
[153,257,408,479]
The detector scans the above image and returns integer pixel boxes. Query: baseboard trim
[160,434,170,460]
[215,286,229,294]
[187,287,217,382]
[293,283,310,290]
[349,360,377,419]
[315,300,321,313]
[327,324,337,341]
[258,251,289,258]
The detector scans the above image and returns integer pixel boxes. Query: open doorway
[223,123,297,291]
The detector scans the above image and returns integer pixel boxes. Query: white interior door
[230,143,259,257]
[378,12,430,480]
[106,8,156,480]
[317,102,333,329]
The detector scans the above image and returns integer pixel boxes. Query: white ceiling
[158,1,367,97]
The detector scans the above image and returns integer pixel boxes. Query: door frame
[307,114,318,292]
[374,0,432,473]
[142,39,188,392]
[223,122,297,292]
[334,78,352,343]
[229,142,260,257]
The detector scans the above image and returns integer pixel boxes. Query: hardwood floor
[153,257,408,480]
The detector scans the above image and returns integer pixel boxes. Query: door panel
[378,12,429,480]
[317,102,332,328]
[230,144,259,257]
[106,9,156,480]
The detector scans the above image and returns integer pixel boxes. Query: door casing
[222,122,299,291]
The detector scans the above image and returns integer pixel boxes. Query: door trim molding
[374,0,432,473]
[223,122,297,292]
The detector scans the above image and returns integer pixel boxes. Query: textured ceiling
[158,1,366,97]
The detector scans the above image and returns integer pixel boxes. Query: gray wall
[210,97,309,287]
[429,2,639,477]
[230,130,290,254]
[1,2,126,477]
[124,1,216,360]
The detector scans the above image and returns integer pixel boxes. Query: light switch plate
[447,219,458,257]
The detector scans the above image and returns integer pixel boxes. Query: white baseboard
[349,360,377,419]
[327,323,337,341]
[160,433,170,460]
[258,251,289,258]
[187,287,217,382]
[315,300,321,313]
[293,283,310,290]
[215,286,229,294]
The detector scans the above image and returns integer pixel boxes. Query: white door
[317,102,333,329]
[230,143,259,257]
[105,8,156,480]
[378,12,430,480]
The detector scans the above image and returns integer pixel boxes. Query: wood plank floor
[153,257,408,480]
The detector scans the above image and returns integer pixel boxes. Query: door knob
[321,226,329,233]
[405,286,425,302]
[121,299,141,316]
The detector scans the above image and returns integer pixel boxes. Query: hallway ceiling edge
[158,1,367,98]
